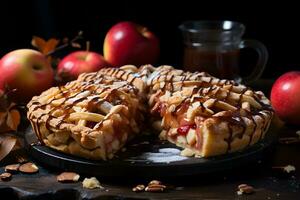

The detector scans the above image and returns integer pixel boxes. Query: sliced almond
[145,185,165,192]
[19,162,39,174]
[5,164,20,173]
[238,184,255,194]
[132,184,145,192]
[240,185,254,194]
[238,184,248,189]
[148,180,162,185]
[0,172,12,181]
[57,172,80,183]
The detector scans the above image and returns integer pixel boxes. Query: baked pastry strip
[27,70,145,160]
[146,66,273,157]
[27,65,274,159]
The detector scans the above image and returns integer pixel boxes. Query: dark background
[1,0,299,78]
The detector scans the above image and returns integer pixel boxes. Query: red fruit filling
[177,124,196,135]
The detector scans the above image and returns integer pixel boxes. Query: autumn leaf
[0,112,7,125]
[0,91,21,132]
[0,135,17,161]
[31,36,46,52]
[0,111,20,132]
[6,109,20,131]
[31,36,60,55]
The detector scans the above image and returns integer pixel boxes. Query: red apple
[103,21,160,67]
[270,71,300,125]
[57,51,110,81]
[0,49,54,103]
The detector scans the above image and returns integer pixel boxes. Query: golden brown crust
[27,65,274,160]
[27,67,145,160]
[146,66,273,157]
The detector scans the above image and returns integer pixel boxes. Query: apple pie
[27,66,146,160]
[145,65,273,157]
[27,65,274,160]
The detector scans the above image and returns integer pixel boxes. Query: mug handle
[239,39,269,84]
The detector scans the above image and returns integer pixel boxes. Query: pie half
[145,65,273,157]
[27,65,274,160]
[27,66,145,160]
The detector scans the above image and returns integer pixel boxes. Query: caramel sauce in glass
[179,20,268,83]
[183,47,240,79]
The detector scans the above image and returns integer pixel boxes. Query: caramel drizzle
[29,66,273,155]
[150,68,272,153]
[30,69,142,146]
[248,114,257,146]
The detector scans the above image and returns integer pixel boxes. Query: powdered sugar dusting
[127,148,188,163]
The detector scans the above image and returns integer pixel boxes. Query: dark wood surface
[1,125,300,199]
[24,123,278,178]
[1,80,300,199]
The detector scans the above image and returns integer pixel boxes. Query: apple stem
[86,41,90,52]
[46,31,84,57]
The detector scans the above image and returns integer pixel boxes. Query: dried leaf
[6,109,20,131]
[31,36,60,55]
[0,112,7,125]
[0,90,9,112]
[31,36,46,51]
[0,135,17,161]
[43,38,60,55]
[0,92,21,132]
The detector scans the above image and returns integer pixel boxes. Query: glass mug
[179,21,268,83]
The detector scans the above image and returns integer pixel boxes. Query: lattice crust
[27,69,146,160]
[145,65,273,157]
[27,65,274,160]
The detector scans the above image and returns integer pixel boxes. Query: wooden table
[1,80,300,199]
[0,125,299,199]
